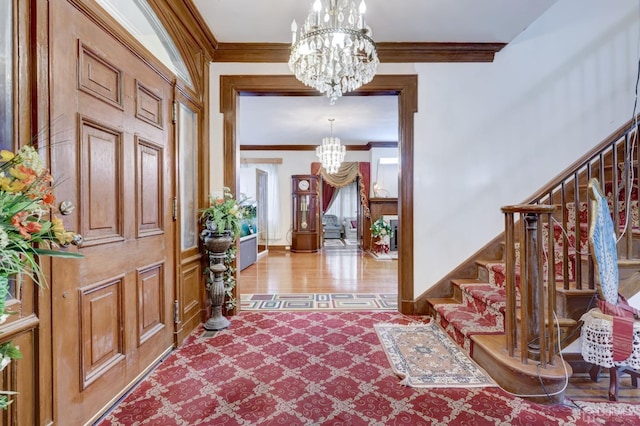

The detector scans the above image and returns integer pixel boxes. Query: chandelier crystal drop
[316,118,346,174]
[289,0,379,105]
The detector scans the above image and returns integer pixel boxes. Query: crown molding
[213,42,506,63]
[240,144,379,151]
[368,141,398,149]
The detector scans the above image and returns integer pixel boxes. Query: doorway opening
[221,74,418,315]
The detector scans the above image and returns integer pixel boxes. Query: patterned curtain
[311,162,370,218]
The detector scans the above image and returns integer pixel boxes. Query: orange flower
[42,192,55,206]
[10,165,38,186]
[11,211,43,240]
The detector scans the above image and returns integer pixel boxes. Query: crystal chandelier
[289,0,379,105]
[317,118,346,173]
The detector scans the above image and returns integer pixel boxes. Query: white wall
[370,147,399,197]
[238,150,370,246]
[239,167,257,201]
[412,0,639,296]
[208,0,639,298]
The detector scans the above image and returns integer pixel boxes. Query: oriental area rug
[374,322,497,388]
[98,311,639,426]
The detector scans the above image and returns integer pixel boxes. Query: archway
[220,74,418,314]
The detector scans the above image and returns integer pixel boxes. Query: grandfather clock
[291,174,320,252]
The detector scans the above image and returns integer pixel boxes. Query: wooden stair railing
[502,205,558,367]
[497,119,640,385]
[523,119,640,293]
[422,118,640,401]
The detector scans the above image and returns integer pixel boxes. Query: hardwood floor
[237,244,640,404]
[238,243,397,294]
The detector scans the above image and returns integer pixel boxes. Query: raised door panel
[137,263,165,345]
[79,278,125,390]
[135,80,163,128]
[136,138,163,237]
[78,42,123,109]
[177,262,202,343]
[79,117,124,246]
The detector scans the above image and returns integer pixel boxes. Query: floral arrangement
[370,217,392,238]
[199,187,243,239]
[0,145,82,409]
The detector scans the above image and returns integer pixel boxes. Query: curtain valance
[311,162,370,218]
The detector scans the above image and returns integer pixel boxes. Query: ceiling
[192,0,559,146]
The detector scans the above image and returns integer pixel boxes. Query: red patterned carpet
[98,311,638,425]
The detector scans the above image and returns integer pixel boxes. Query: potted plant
[0,145,83,408]
[199,187,242,239]
[370,217,392,254]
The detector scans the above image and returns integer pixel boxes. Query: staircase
[423,117,640,402]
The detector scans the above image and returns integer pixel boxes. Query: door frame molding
[220,74,418,314]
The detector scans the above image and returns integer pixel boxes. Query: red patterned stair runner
[433,176,639,358]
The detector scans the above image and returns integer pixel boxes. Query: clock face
[298,179,310,191]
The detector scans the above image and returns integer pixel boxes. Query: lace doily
[580,309,640,369]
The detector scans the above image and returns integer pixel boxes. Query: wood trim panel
[147,0,217,98]
[367,141,398,149]
[221,74,417,315]
[240,143,393,151]
[240,157,283,164]
[79,277,125,391]
[213,42,506,63]
[135,80,164,129]
[22,0,54,423]
[78,116,124,246]
[0,329,36,425]
[136,137,164,238]
[137,262,166,346]
[78,41,124,110]
[175,261,202,343]
[377,42,507,63]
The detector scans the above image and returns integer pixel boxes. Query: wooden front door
[49,2,175,423]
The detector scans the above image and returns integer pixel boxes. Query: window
[95,0,193,87]
[0,0,12,151]
[178,103,198,250]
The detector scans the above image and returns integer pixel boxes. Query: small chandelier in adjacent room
[317,118,346,174]
[289,0,379,104]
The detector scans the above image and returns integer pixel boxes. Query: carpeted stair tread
[434,304,503,334]
[433,302,505,356]
[459,282,519,316]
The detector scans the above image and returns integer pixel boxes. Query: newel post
[502,204,557,367]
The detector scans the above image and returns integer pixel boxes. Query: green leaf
[4,345,22,360]
[0,342,22,359]
[0,395,12,410]
[32,248,83,258]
